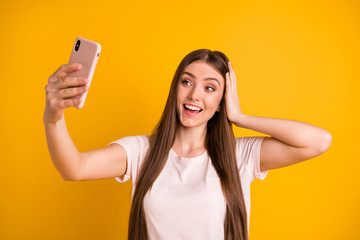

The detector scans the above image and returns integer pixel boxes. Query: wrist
[230,112,249,128]
[43,108,64,125]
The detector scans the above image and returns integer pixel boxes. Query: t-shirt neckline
[170,148,208,160]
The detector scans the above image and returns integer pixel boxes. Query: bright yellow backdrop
[1,0,359,239]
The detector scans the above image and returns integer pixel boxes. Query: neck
[173,124,207,157]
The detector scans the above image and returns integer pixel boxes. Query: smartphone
[67,37,101,109]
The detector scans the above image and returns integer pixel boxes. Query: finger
[58,63,82,75]
[225,72,234,97]
[225,72,230,89]
[227,64,235,90]
[228,61,237,90]
[53,98,82,110]
[56,85,88,99]
[55,76,88,89]
[225,72,231,91]
[48,63,82,83]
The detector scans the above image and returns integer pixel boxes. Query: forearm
[43,117,83,181]
[233,114,332,151]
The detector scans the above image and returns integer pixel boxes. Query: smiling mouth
[184,104,203,112]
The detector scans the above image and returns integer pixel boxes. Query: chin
[178,118,206,129]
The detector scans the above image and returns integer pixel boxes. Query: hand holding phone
[44,37,101,123]
[67,37,101,109]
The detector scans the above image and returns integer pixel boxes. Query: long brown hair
[128,49,248,240]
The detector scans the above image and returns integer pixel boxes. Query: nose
[188,85,201,101]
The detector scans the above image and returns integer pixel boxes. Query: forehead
[183,60,224,82]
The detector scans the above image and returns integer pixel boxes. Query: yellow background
[1,0,359,239]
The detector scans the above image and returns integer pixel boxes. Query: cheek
[176,89,182,103]
[206,94,223,110]
[176,91,184,110]
[176,86,186,99]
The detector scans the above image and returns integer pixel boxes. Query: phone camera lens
[75,40,81,51]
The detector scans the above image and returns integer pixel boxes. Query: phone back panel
[68,37,101,109]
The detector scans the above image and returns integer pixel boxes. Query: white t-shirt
[108,135,268,240]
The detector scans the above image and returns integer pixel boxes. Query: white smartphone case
[67,37,101,109]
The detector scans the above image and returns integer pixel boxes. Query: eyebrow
[182,72,221,86]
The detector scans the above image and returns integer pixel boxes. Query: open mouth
[184,104,203,113]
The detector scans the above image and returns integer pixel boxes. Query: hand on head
[225,61,244,123]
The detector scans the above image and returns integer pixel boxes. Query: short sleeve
[235,136,269,182]
[107,135,149,183]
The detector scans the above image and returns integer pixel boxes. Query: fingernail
[74,63,81,68]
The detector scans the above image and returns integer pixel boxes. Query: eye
[181,79,191,86]
[205,86,215,92]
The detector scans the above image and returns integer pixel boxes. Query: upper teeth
[185,104,201,111]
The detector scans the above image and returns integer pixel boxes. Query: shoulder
[234,136,268,166]
[109,134,150,159]
[235,136,267,150]
[235,136,269,181]
[110,134,149,147]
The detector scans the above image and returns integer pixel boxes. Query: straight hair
[128,49,248,240]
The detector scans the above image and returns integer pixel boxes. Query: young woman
[44,49,332,240]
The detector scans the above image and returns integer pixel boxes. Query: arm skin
[231,114,332,171]
[225,61,332,171]
[44,115,128,181]
[43,117,84,181]
[44,63,127,181]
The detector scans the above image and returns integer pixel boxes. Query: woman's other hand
[225,61,244,123]
[43,63,88,123]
